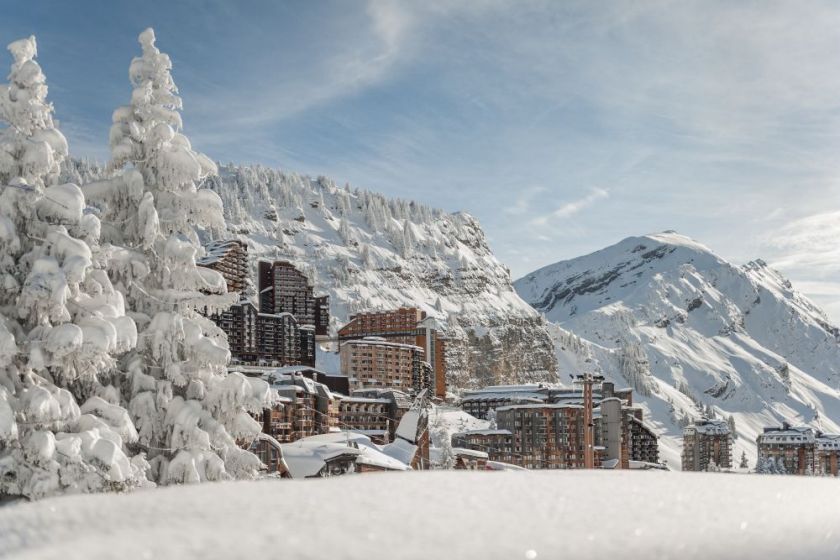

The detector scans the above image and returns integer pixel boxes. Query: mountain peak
[514,234,840,469]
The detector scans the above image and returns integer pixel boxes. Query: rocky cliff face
[197,164,557,390]
[515,232,840,468]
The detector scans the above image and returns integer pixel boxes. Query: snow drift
[1,471,839,559]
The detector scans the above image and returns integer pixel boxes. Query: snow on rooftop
[687,419,731,436]
[463,384,549,395]
[381,438,418,465]
[496,403,584,412]
[279,441,360,479]
[343,338,423,351]
[3,471,840,559]
[452,429,513,437]
[452,447,489,459]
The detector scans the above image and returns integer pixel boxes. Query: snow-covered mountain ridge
[197,164,558,389]
[515,232,840,468]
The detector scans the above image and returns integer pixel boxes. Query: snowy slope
[515,232,840,469]
[4,471,840,559]
[198,164,557,388]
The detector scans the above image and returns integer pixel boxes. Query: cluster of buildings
[755,424,840,476]
[199,240,322,368]
[197,241,840,479]
[680,418,840,476]
[198,240,447,399]
[255,368,412,444]
[248,367,430,477]
[452,381,661,470]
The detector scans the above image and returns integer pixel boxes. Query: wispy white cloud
[504,186,547,216]
[767,211,840,275]
[530,188,609,227]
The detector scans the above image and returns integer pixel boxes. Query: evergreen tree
[486,408,497,430]
[739,450,749,469]
[728,414,737,439]
[86,29,270,485]
[0,36,149,499]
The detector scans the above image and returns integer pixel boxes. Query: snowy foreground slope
[515,232,840,468]
[2,471,839,560]
[197,164,557,388]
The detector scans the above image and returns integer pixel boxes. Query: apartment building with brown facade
[757,424,840,476]
[682,418,733,471]
[338,307,446,398]
[340,337,431,395]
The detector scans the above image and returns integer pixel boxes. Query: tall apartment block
[340,337,432,395]
[338,307,446,398]
[495,403,591,469]
[681,418,732,471]
[256,260,325,363]
[209,299,315,367]
[199,251,319,367]
[315,295,330,337]
[258,261,329,331]
[197,239,249,293]
[756,424,840,476]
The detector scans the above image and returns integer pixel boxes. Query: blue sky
[3,1,840,320]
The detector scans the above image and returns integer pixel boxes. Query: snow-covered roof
[685,418,730,436]
[816,434,840,450]
[484,460,527,471]
[496,403,584,412]
[453,447,489,460]
[197,239,244,266]
[279,441,361,479]
[395,409,421,442]
[355,447,411,471]
[461,393,547,403]
[341,396,391,405]
[263,372,332,399]
[380,438,418,466]
[452,429,512,437]
[758,425,819,445]
[342,338,423,351]
[463,384,549,395]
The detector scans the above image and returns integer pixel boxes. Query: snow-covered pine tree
[739,450,749,469]
[619,342,653,396]
[486,408,497,430]
[86,29,270,485]
[727,414,736,439]
[433,420,456,470]
[401,220,415,258]
[338,217,352,245]
[0,36,151,499]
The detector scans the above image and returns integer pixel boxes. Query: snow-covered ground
[0,471,840,560]
[2,471,839,559]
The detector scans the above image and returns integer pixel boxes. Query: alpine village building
[338,308,447,398]
[756,424,840,476]
[453,382,661,470]
[681,418,732,471]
